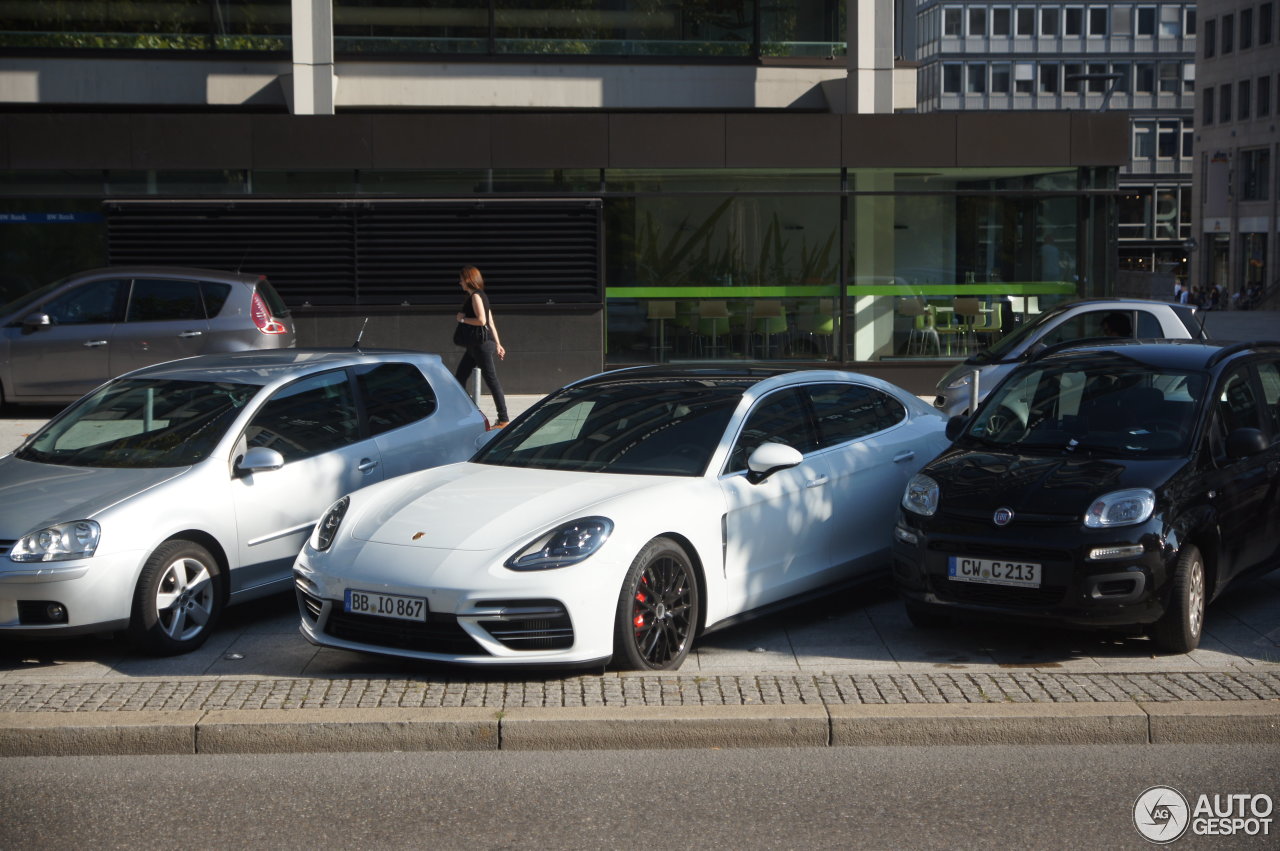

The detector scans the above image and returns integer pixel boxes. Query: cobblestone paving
[3,671,1280,713]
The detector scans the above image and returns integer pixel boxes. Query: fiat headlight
[1083,489,1155,528]
[311,497,350,551]
[506,517,613,571]
[902,474,940,517]
[10,520,100,563]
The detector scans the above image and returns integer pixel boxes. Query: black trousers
[454,339,508,422]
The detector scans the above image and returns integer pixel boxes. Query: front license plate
[947,557,1041,588]
[344,589,428,622]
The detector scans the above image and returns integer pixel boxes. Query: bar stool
[752,300,787,359]
[697,300,730,358]
[646,300,676,362]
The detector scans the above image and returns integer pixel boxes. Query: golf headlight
[506,517,613,571]
[312,496,350,551]
[902,474,940,517]
[1083,489,1155,528]
[11,520,101,563]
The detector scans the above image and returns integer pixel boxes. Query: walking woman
[453,265,510,427]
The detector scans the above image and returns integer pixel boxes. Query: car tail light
[251,291,288,335]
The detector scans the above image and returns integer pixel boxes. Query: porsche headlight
[946,373,973,390]
[902,474,940,517]
[1083,489,1155,528]
[506,517,613,571]
[311,497,350,551]
[10,520,101,563]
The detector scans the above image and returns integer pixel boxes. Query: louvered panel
[106,200,602,307]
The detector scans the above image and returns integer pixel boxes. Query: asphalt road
[3,745,1277,849]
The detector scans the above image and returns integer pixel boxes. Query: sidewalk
[3,392,1280,755]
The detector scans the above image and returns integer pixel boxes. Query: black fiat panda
[893,339,1280,653]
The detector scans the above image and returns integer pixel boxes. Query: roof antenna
[235,248,249,274]
[352,317,369,349]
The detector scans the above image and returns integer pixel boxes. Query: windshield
[971,306,1067,363]
[16,379,259,468]
[474,378,751,475]
[962,360,1206,458]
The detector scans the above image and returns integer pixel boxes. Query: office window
[992,62,1012,92]
[943,63,963,93]
[1015,62,1035,93]
[1159,62,1180,94]
[1160,6,1182,37]
[1184,8,1195,35]
[1221,83,1232,122]
[1137,6,1156,35]
[1064,62,1085,92]
[1106,62,1129,93]
[1089,7,1108,35]
[1262,4,1274,45]
[1041,7,1060,35]
[1182,126,1193,158]
[969,7,987,35]
[1133,121,1155,159]
[1040,63,1059,93]
[1017,7,1036,35]
[1203,86,1215,124]
[993,7,1012,35]
[1183,63,1195,93]
[1204,18,1216,57]
[1223,13,1234,53]
[1157,120,1180,159]
[1241,149,1271,201]
[1240,79,1252,120]
[1241,9,1253,49]
[1113,6,1132,34]
[1260,76,1273,118]
[1065,7,1083,35]
[944,7,963,36]
[1135,62,1156,93]
[967,64,987,93]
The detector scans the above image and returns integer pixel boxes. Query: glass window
[1015,62,1035,93]
[968,7,987,35]
[1113,6,1132,35]
[1159,6,1182,37]
[1089,7,1108,35]
[991,63,1012,92]
[1240,79,1252,120]
[1241,9,1253,49]
[943,63,963,93]
[944,7,963,35]
[1064,62,1085,93]
[808,384,906,448]
[1204,18,1216,57]
[1223,13,1234,53]
[1119,188,1152,238]
[992,7,1012,35]
[126,278,204,322]
[1133,121,1156,159]
[1040,63,1060,93]
[354,362,438,436]
[1260,76,1273,118]
[1065,7,1083,35]
[1184,8,1196,35]
[729,388,818,471]
[1203,86,1215,124]
[1262,4,1275,45]
[1241,149,1272,201]
[1135,62,1155,93]
[1257,361,1280,440]
[1158,63,1180,94]
[1,0,290,51]
[1016,7,1036,35]
[1137,6,1156,35]
[1210,369,1263,462]
[967,64,987,93]
[44,278,126,325]
[1157,121,1180,159]
[200,282,232,316]
[1221,83,1232,123]
[246,371,361,463]
[1040,7,1060,35]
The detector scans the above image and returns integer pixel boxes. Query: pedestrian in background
[453,265,510,427]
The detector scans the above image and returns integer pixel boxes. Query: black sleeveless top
[461,290,491,325]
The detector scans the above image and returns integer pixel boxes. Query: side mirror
[236,446,285,475]
[1226,427,1267,460]
[945,414,968,441]
[746,442,803,485]
[22,312,51,331]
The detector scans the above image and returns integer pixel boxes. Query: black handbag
[453,320,488,347]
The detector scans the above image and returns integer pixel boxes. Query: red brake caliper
[633,576,649,628]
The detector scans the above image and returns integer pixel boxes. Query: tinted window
[1257,361,1280,442]
[245,370,360,462]
[355,362,438,436]
[728,388,817,472]
[200,281,232,316]
[476,379,747,476]
[127,278,204,322]
[1135,311,1163,336]
[16,379,255,468]
[809,383,906,448]
[44,278,126,325]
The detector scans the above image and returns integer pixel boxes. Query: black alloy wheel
[614,537,699,671]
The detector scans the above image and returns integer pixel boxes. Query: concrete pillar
[850,171,898,360]
[291,0,335,115]
[847,0,896,114]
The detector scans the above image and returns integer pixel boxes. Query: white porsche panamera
[294,367,950,670]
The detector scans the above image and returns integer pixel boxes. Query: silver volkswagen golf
[0,349,488,654]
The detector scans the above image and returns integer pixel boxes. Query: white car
[0,349,487,654]
[294,367,950,670]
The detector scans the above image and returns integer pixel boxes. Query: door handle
[83,340,108,348]
[357,458,379,473]
[178,331,204,338]
[805,476,829,489]
[893,451,916,463]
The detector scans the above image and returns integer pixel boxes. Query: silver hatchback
[0,266,296,406]
[0,349,488,654]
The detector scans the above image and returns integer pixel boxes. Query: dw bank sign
[1134,786,1274,843]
